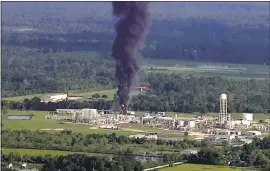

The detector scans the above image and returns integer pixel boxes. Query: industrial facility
[41,93,68,102]
[44,93,269,145]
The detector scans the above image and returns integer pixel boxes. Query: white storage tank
[245,131,261,136]
[243,113,253,121]
[178,120,185,127]
[188,120,196,128]
[81,108,97,120]
[89,109,97,119]
[220,93,227,100]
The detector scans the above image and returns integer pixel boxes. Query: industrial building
[46,108,136,125]
[41,93,68,102]
[129,133,158,140]
[180,149,198,156]
[6,115,33,120]
[245,130,262,137]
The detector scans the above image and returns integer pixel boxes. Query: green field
[143,59,269,80]
[69,89,116,100]
[159,164,257,171]
[3,89,116,102]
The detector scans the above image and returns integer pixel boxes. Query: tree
[2,107,8,116]
[101,94,108,98]
[92,94,100,99]
[200,106,208,114]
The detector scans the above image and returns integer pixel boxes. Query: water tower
[219,93,229,125]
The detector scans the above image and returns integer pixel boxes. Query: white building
[180,149,198,156]
[81,108,97,120]
[42,94,68,102]
[242,113,253,121]
[129,134,158,140]
[188,120,196,128]
[127,111,136,115]
[56,109,81,114]
[99,124,118,129]
[226,119,251,129]
[49,94,68,102]
[129,134,146,139]
[245,131,262,137]
[145,134,158,140]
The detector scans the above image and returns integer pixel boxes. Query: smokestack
[112,1,150,108]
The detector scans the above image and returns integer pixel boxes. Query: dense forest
[2,2,269,64]
[1,153,144,171]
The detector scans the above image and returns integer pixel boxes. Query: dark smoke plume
[111,1,150,108]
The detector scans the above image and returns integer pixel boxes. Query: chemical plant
[45,93,270,145]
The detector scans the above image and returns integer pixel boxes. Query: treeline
[186,137,270,170]
[131,73,270,113]
[2,130,208,154]
[1,153,144,171]
[2,97,114,111]
[2,74,269,113]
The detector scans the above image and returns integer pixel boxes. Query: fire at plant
[120,104,127,115]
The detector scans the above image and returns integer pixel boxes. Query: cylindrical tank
[178,120,185,127]
[188,120,196,128]
[81,108,97,120]
[89,109,97,119]
[243,113,253,121]
[81,109,89,120]
[220,93,227,100]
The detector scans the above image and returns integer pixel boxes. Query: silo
[243,113,253,121]
[188,120,196,128]
[89,109,97,119]
[81,109,90,120]
[81,108,98,120]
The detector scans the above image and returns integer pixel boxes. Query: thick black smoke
[111,2,150,108]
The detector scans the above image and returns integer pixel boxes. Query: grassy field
[143,59,269,80]
[159,164,257,171]
[69,89,116,100]
[3,89,116,102]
